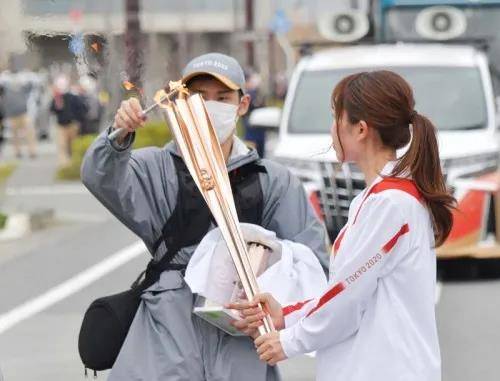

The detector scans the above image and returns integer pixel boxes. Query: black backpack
[78,259,185,373]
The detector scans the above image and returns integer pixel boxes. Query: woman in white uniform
[229,70,455,381]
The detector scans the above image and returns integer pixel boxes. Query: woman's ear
[357,120,369,141]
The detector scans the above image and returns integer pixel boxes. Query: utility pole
[178,1,189,74]
[245,0,255,68]
[125,0,143,88]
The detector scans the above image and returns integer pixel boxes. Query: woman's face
[331,111,361,163]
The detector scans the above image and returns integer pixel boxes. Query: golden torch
[154,80,274,336]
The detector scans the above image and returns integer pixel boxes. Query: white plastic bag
[185,223,326,306]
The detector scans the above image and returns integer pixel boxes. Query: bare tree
[125,0,143,88]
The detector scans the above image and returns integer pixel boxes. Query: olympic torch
[156,80,274,336]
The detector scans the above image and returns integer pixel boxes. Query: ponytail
[392,113,455,246]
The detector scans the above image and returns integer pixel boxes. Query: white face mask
[205,100,239,143]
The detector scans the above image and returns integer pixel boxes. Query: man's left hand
[254,331,287,366]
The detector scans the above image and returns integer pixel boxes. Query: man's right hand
[113,97,146,135]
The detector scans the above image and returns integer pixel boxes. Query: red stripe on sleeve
[305,224,409,319]
[283,299,313,317]
[306,282,346,317]
[381,223,410,254]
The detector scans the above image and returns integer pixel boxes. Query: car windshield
[288,66,488,134]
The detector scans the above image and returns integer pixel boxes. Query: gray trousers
[108,271,281,381]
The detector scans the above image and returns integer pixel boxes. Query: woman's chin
[334,151,344,163]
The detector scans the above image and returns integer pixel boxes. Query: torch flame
[123,81,135,91]
[154,89,168,108]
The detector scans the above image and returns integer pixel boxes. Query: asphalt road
[0,142,499,380]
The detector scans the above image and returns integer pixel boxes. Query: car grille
[317,152,500,241]
[318,162,365,239]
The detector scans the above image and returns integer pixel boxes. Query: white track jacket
[279,166,441,381]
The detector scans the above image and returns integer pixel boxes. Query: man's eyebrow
[217,89,234,94]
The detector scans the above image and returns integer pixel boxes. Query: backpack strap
[143,154,267,289]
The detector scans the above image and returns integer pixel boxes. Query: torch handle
[257,302,276,335]
[108,127,126,141]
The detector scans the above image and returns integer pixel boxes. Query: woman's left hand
[254,331,287,366]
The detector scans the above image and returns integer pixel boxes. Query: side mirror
[248,107,281,130]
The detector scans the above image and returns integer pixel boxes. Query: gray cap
[181,52,245,92]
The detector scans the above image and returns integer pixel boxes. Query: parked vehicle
[250,1,500,262]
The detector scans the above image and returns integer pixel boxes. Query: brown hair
[332,70,455,246]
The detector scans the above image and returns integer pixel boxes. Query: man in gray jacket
[81,53,328,381]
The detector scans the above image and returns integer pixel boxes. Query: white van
[251,43,500,259]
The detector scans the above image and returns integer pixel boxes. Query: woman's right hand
[227,293,285,333]
[113,97,146,134]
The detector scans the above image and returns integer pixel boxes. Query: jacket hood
[164,136,260,171]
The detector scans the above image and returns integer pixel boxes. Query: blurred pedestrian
[274,72,288,101]
[0,86,5,156]
[27,70,51,140]
[78,75,103,135]
[243,69,266,157]
[50,75,87,166]
[0,72,37,159]
[231,71,456,381]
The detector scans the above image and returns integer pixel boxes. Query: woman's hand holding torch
[227,293,288,365]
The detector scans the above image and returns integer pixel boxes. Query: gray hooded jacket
[81,129,328,381]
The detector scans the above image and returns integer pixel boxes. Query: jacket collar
[165,136,260,171]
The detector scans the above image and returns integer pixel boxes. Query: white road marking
[6,184,88,196]
[435,281,442,305]
[0,241,146,335]
[56,212,108,223]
